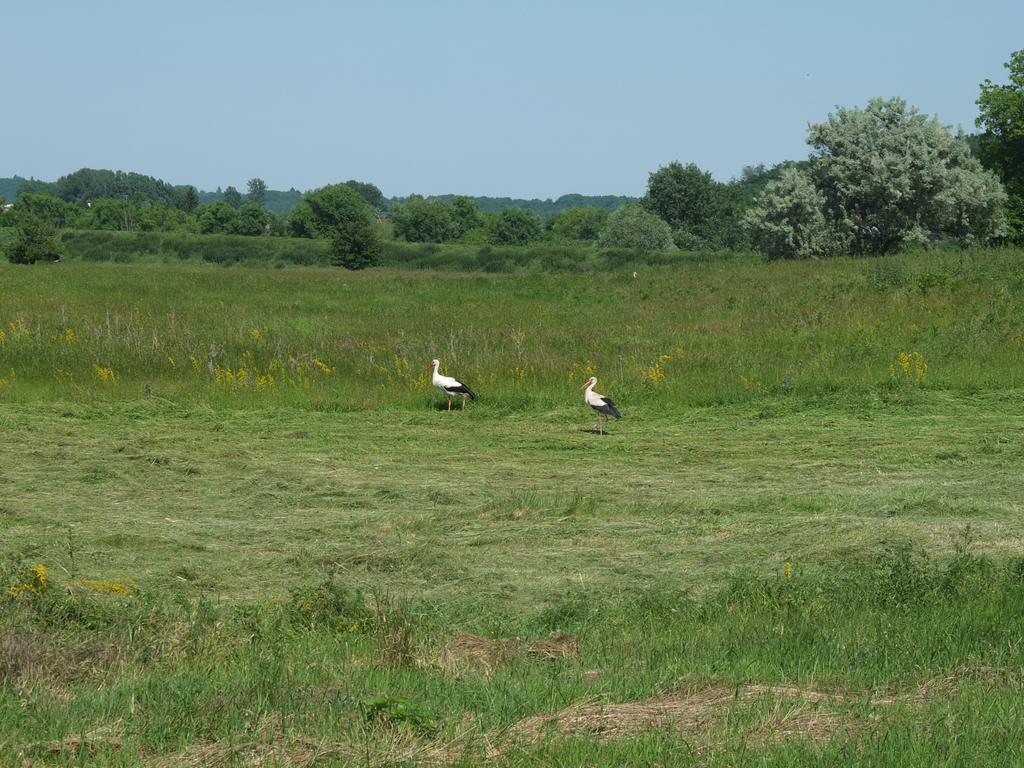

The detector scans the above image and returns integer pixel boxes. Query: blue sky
[2,0,1021,198]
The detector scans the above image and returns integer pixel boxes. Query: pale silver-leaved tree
[809,98,1006,254]
[598,203,675,252]
[743,168,834,260]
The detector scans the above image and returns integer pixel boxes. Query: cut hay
[144,735,461,768]
[439,633,579,675]
[510,684,865,743]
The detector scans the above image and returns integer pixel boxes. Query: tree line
[3,49,1021,265]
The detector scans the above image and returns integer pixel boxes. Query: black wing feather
[445,382,477,400]
[591,397,621,418]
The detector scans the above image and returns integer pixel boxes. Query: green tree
[743,168,835,260]
[976,50,1024,243]
[391,196,458,242]
[450,196,483,238]
[343,180,386,213]
[12,193,80,229]
[809,98,1006,254]
[598,203,675,252]
[236,202,270,235]
[546,207,608,241]
[641,162,719,238]
[491,207,542,245]
[223,186,243,208]
[286,201,319,238]
[195,202,241,234]
[177,185,200,213]
[246,178,268,207]
[7,214,62,264]
[304,184,382,269]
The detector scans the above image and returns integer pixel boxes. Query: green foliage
[7,214,62,264]
[391,196,459,242]
[545,206,608,241]
[642,161,718,235]
[428,192,633,218]
[976,49,1024,244]
[222,186,243,208]
[176,185,199,213]
[303,184,383,269]
[58,229,329,266]
[744,168,835,260]
[809,97,1007,253]
[285,200,319,238]
[195,202,241,234]
[450,195,483,237]
[343,179,386,213]
[45,168,181,206]
[245,177,267,207]
[360,695,435,735]
[287,578,371,631]
[10,193,80,229]
[0,175,29,202]
[598,203,675,251]
[491,207,542,245]
[235,202,271,236]
[330,226,382,269]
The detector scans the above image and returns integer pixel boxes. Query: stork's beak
[581,380,590,389]
[422,364,433,372]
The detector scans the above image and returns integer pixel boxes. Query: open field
[3,251,1024,765]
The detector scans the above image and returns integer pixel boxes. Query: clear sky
[2,0,1021,198]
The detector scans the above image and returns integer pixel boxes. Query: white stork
[582,376,621,434]
[424,359,477,410]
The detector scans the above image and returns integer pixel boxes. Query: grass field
[3,250,1024,766]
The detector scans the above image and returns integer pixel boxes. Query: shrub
[7,215,62,264]
[598,203,675,252]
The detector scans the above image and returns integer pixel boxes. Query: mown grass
[2,249,1024,765]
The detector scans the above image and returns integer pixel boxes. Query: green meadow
[2,249,1024,766]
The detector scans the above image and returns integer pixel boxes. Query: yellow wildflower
[9,564,48,597]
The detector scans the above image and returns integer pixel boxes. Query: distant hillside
[0,176,29,201]
[418,193,635,218]
[2,170,635,219]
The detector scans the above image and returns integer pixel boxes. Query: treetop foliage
[976,49,1024,244]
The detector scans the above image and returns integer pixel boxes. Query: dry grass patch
[439,632,579,676]
[144,734,464,768]
[507,667,1022,747]
[511,683,871,744]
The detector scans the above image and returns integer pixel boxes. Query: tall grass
[2,248,1023,409]
[3,544,1023,766]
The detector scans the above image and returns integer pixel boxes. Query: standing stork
[582,376,620,434]
[424,359,476,410]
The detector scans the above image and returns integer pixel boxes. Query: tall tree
[490,207,542,245]
[223,186,243,208]
[303,184,382,269]
[641,162,719,238]
[546,207,608,241]
[809,98,1006,254]
[743,168,833,259]
[177,185,200,213]
[246,178,268,207]
[391,196,458,242]
[343,180,386,213]
[976,50,1024,243]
